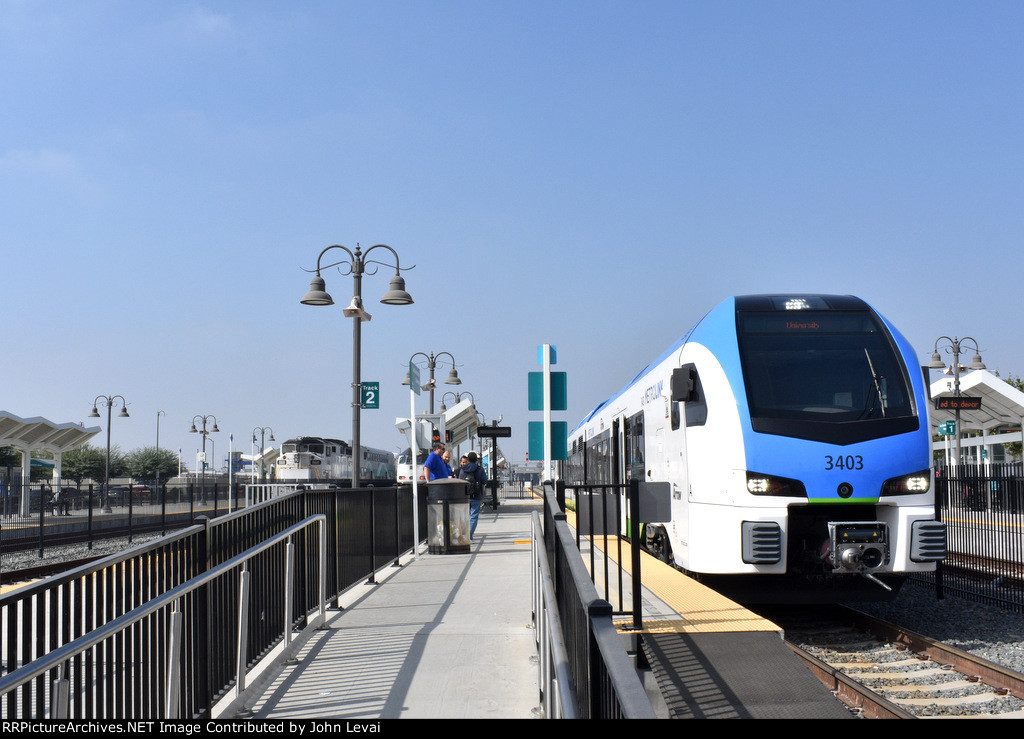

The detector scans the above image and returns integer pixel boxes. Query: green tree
[62,444,127,483]
[125,446,179,483]
[1,445,20,468]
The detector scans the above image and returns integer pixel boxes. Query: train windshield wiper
[861,348,887,419]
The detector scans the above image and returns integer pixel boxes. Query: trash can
[426,478,471,554]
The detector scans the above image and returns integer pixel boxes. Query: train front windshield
[398,449,428,466]
[737,309,918,443]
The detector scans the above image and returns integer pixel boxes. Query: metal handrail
[0,514,327,719]
[532,511,578,718]
[536,486,656,718]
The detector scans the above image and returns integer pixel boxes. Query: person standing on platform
[423,442,450,481]
[459,452,488,541]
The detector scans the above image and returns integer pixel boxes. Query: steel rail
[844,606,1024,700]
[785,641,916,719]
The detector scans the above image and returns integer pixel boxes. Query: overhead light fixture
[301,274,334,306]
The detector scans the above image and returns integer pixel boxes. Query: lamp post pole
[157,410,166,530]
[930,336,985,466]
[190,414,219,506]
[89,395,129,515]
[302,244,414,488]
[253,426,275,482]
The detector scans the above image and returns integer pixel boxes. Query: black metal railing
[498,479,535,501]
[0,484,426,720]
[916,463,1024,613]
[535,482,654,719]
[553,480,643,629]
[0,479,251,567]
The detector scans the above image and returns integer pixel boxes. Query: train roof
[570,294,872,435]
[282,436,348,446]
[280,436,394,456]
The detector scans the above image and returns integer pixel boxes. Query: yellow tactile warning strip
[565,510,780,635]
[0,580,37,596]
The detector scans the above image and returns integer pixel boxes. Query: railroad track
[1,556,107,587]
[773,605,1024,718]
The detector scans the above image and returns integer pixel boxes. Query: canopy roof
[0,410,101,453]
[443,399,479,443]
[929,370,1024,433]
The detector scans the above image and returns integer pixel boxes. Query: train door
[665,364,709,568]
[624,412,644,482]
[612,418,621,487]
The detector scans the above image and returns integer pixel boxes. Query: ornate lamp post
[253,426,275,482]
[930,336,986,465]
[439,390,474,413]
[190,414,219,504]
[89,395,129,514]
[301,243,414,488]
[404,351,461,414]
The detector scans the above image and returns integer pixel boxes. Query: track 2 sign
[361,382,380,409]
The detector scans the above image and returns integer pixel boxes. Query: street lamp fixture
[301,243,414,488]
[930,336,985,465]
[440,391,475,413]
[190,414,219,505]
[253,426,275,482]
[89,395,129,515]
[403,351,461,414]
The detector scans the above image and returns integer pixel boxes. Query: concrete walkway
[243,498,542,720]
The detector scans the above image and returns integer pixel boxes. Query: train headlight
[745,472,806,497]
[881,470,931,496]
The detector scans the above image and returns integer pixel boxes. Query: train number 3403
[825,455,864,471]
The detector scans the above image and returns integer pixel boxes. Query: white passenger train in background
[276,436,396,485]
[565,295,947,602]
[397,448,428,484]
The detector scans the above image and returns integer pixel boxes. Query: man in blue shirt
[422,442,450,481]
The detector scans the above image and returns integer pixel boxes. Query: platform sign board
[528,371,567,411]
[477,425,512,438]
[938,420,956,436]
[361,381,380,409]
[529,421,567,461]
[934,396,982,411]
[409,361,421,396]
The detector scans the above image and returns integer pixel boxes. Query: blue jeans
[470,497,482,540]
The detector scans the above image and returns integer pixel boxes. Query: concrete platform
[218,496,852,720]
[578,523,854,719]
[237,499,543,720]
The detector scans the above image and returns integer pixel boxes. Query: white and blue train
[277,436,396,485]
[565,295,947,602]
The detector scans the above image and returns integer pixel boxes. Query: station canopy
[0,410,101,453]
[928,369,1024,433]
[443,399,479,443]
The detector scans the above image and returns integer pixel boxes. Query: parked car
[105,485,129,506]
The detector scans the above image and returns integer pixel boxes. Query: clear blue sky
[2,2,1022,468]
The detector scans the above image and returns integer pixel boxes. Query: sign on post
[409,361,421,396]
[361,381,380,409]
[934,396,982,411]
[529,421,567,461]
